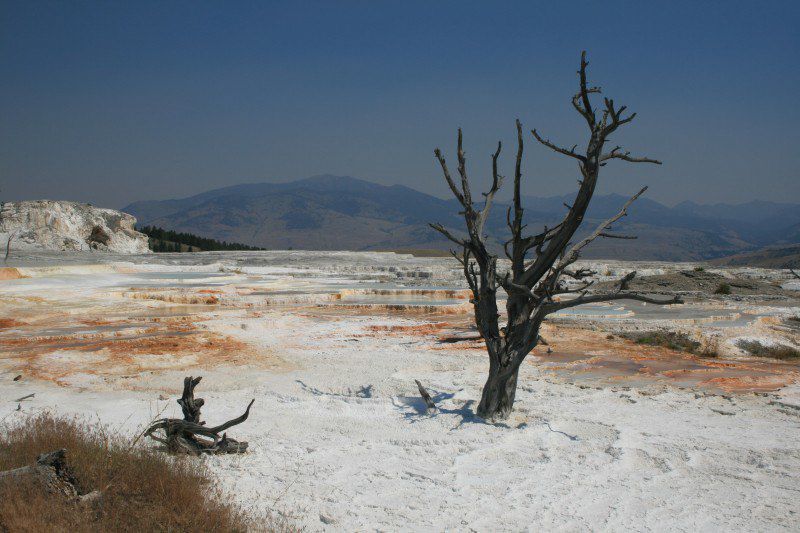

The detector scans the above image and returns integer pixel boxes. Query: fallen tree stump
[0,448,99,503]
[145,376,255,455]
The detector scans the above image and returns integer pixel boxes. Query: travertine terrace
[2,251,799,530]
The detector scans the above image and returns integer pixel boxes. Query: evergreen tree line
[137,226,264,253]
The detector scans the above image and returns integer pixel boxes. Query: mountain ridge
[123,175,800,261]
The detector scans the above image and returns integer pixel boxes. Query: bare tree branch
[556,186,648,270]
[600,147,662,164]
[477,141,503,237]
[597,232,637,240]
[456,128,474,209]
[429,223,466,247]
[531,129,586,162]
[544,291,682,313]
[577,51,595,127]
[434,148,465,207]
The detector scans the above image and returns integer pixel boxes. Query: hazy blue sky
[1,1,798,208]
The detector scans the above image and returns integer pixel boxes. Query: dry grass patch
[0,413,288,532]
[736,339,800,360]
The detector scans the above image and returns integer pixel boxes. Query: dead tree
[430,52,682,420]
[145,376,254,454]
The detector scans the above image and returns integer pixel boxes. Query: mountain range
[123,175,800,262]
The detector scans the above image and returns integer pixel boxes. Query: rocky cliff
[0,200,150,254]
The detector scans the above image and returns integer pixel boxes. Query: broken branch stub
[415,379,438,414]
[145,376,254,455]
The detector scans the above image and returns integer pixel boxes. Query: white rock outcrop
[0,200,150,254]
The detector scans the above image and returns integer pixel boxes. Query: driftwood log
[0,448,100,503]
[145,376,254,455]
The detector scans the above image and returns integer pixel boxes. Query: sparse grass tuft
[713,282,731,295]
[693,266,705,272]
[736,339,800,360]
[0,413,286,532]
[619,331,719,357]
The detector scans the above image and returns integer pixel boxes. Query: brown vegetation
[0,414,285,532]
[620,330,715,356]
[367,322,450,335]
[736,339,800,360]
[124,290,221,305]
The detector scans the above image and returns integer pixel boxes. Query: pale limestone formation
[0,200,149,254]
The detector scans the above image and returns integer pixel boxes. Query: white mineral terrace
[1,251,799,531]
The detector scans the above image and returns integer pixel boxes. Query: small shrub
[736,339,800,360]
[713,282,731,295]
[698,336,720,358]
[620,330,702,354]
[0,414,285,532]
[693,266,705,272]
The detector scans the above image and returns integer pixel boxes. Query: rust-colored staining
[80,318,117,327]
[0,268,25,280]
[700,375,791,393]
[0,318,26,329]
[415,321,800,394]
[0,312,287,386]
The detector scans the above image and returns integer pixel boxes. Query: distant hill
[711,243,800,268]
[123,175,800,261]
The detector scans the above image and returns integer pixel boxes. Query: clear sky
[1,1,798,208]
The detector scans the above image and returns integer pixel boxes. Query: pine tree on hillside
[138,226,263,253]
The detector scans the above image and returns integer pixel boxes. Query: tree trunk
[476,363,520,420]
